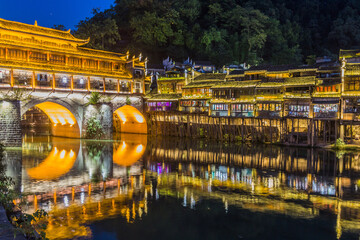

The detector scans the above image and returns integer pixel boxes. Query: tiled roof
[211,80,259,89]
[339,49,360,59]
[0,18,88,44]
[145,93,181,101]
[193,73,226,81]
[182,80,223,89]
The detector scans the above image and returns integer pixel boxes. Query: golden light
[69,150,74,158]
[36,102,77,126]
[60,150,66,159]
[134,113,144,123]
[136,144,143,153]
[114,105,147,134]
[27,143,79,180]
[113,134,147,167]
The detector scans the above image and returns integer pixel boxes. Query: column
[52,73,56,89]
[32,71,36,88]
[103,77,106,92]
[70,75,74,91]
[10,69,14,87]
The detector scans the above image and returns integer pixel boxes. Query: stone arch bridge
[0,89,147,146]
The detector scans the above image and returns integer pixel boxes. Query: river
[3,134,360,239]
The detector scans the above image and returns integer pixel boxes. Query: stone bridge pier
[0,90,146,146]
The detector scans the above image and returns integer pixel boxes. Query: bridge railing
[0,68,144,94]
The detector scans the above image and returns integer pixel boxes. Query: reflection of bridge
[4,134,148,238]
[6,135,360,239]
[18,134,147,191]
[0,18,149,146]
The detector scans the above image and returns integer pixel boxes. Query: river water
[3,134,360,240]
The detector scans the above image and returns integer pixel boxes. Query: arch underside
[25,101,81,138]
[114,105,147,134]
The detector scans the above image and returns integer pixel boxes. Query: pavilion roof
[0,18,88,44]
[211,80,259,89]
[145,93,181,101]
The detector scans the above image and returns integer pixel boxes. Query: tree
[328,6,360,51]
[53,24,66,31]
[74,9,120,50]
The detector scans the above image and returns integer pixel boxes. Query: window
[258,103,281,111]
[8,49,26,60]
[84,59,97,69]
[49,54,65,64]
[100,61,112,70]
[345,77,360,91]
[212,104,228,111]
[313,104,338,113]
[30,52,47,62]
[68,57,81,67]
[231,104,254,112]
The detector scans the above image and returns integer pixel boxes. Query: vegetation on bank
[0,143,48,239]
[85,117,104,139]
[69,0,360,67]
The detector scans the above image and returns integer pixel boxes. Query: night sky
[0,0,114,30]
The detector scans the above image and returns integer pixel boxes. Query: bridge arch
[26,140,80,180]
[113,105,147,134]
[113,134,147,166]
[21,98,82,138]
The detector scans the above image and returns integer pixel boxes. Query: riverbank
[0,206,25,240]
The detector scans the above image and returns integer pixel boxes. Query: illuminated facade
[145,52,360,123]
[0,18,146,94]
[180,73,226,113]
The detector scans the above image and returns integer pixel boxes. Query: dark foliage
[72,0,360,67]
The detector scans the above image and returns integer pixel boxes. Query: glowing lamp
[136,144,143,153]
[62,77,67,83]
[59,150,66,159]
[134,113,144,123]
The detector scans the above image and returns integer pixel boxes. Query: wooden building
[181,73,225,113]
[0,18,146,93]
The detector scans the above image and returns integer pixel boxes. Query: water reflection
[3,136,360,239]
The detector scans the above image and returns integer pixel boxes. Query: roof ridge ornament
[34,20,38,26]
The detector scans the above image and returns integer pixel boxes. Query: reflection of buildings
[143,140,360,239]
[5,135,360,239]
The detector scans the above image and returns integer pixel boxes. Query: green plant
[235,136,242,142]
[88,92,102,105]
[334,138,346,149]
[223,133,229,142]
[126,96,131,105]
[0,143,48,239]
[0,88,31,101]
[199,128,204,137]
[12,209,48,240]
[85,117,104,139]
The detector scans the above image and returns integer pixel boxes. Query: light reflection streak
[15,137,360,240]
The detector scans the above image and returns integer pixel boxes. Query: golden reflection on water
[113,134,147,167]
[11,136,360,239]
[27,145,78,180]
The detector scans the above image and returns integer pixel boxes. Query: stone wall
[82,103,113,139]
[0,101,22,147]
[0,90,146,146]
